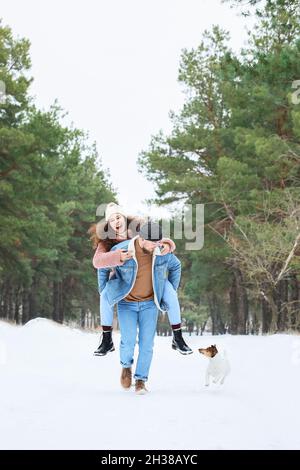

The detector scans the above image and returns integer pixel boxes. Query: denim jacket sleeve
[97,267,111,294]
[167,254,181,291]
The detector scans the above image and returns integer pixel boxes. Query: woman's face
[109,213,127,235]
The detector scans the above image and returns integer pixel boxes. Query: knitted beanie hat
[105,202,127,222]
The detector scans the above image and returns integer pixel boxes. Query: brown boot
[120,367,132,389]
[135,379,148,395]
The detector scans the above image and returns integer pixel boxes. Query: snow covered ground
[0,317,300,450]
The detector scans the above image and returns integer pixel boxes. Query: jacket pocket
[155,263,168,280]
[118,266,135,283]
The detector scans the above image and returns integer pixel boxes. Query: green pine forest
[1,0,300,334]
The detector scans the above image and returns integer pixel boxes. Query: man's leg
[117,300,138,369]
[134,300,158,383]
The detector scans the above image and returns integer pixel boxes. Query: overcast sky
[0,0,252,218]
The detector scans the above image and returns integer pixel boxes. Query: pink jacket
[92,237,176,269]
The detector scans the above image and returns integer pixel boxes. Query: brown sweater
[125,238,154,302]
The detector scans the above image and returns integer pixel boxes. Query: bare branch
[275,231,300,284]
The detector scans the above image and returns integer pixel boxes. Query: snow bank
[0,319,300,450]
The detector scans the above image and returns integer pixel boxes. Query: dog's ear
[213,344,216,347]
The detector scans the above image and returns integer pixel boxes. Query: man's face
[138,237,161,254]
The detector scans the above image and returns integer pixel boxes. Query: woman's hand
[159,242,171,255]
[120,249,133,262]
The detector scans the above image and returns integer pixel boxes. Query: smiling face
[198,345,218,358]
[108,214,127,237]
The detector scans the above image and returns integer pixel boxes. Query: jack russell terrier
[198,345,230,386]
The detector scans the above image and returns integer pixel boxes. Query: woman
[89,202,192,356]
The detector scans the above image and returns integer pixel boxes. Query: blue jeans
[99,290,112,326]
[117,299,158,382]
[100,279,180,326]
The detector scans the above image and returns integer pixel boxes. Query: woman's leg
[100,290,114,327]
[94,290,115,356]
[162,280,193,355]
[162,279,181,326]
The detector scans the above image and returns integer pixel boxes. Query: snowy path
[0,318,299,450]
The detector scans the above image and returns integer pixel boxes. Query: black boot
[172,328,193,355]
[94,331,115,356]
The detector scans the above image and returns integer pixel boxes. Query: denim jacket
[97,236,181,312]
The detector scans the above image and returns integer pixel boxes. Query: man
[98,221,188,394]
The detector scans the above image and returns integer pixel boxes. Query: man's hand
[120,249,133,262]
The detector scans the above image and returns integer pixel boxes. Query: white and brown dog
[198,345,230,386]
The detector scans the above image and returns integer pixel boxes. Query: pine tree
[139,1,300,333]
[0,20,115,325]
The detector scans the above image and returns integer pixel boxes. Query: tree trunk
[250,302,260,335]
[62,278,73,324]
[80,308,85,329]
[21,289,30,324]
[229,268,248,334]
[0,283,3,318]
[261,286,278,333]
[28,276,38,321]
[58,281,63,324]
[208,293,226,335]
[2,282,9,319]
[261,296,272,333]
[52,281,63,323]
[200,320,207,335]
[276,279,288,332]
[14,285,21,324]
[7,283,14,321]
[289,274,300,330]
